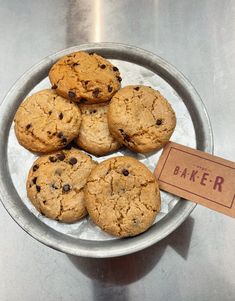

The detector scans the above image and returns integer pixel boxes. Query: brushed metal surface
[0,1,234,300]
[0,43,212,257]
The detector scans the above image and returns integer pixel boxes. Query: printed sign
[154,142,235,218]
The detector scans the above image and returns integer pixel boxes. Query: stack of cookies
[14,51,176,238]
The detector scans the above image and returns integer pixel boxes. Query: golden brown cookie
[75,102,122,156]
[85,156,161,237]
[27,149,96,223]
[49,51,122,104]
[14,89,82,153]
[108,85,176,153]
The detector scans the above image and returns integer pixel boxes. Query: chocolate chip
[134,87,140,91]
[108,85,113,92]
[68,91,76,99]
[85,81,89,85]
[36,185,41,192]
[92,88,100,98]
[89,52,94,55]
[119,129,130,142]
[33,164,39,172]
[62,137,67,144]
[52,84,58,89]
[73,62,79,66]
[43,200,46,204]
[90,109,97,114]
[69,157,77,165]
[64,143,73,150]
[116,76,122,82]
[57,132,64,138]
[47,131,51,135]
[122,169,129,176]
[62,184,70,192]
[79,98,87,103]
[113,66,119,72]
[156,119,162,126]
[59,113,63,120]
[57,131,67,144]
[49,156,57,163]
[26,124,31,130]
[32,177,37,184]
[100,64,106,69]
[48,111,52,115]
[52,183,58,189]
[57,153,65,161]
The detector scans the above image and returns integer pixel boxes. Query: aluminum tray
[0,43,213,258]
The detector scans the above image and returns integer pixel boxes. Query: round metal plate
[0,43,213,257]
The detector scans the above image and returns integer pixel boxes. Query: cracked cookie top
[27,149,96,223]
[49,51,122,104]
[108,85,176,153]
[14,89,82,153]
[85,156,161,237]
[75,102,122,156]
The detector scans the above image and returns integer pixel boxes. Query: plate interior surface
[0,43,213,257]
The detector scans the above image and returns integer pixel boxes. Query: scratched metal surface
[0,1,235,300]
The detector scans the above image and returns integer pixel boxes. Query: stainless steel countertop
[0,1,234,300]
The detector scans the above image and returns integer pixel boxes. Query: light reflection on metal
[94,0,101,42]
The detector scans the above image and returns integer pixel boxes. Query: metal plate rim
[0,43,213,258]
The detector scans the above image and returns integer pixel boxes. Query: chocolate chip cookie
[108,85,176,153]
[14,89,82,153]
[49,51,121,104]
[85,156,161,237]
[75,102,122,156]
[27,149,96,223]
